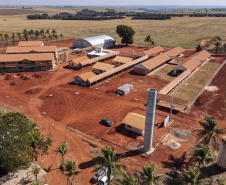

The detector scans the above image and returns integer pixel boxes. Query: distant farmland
[0,7,226,48]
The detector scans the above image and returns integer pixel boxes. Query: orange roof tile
[122,112,145,131]
[18,41,44,47]
[113,56,132,64]
[144,46,164,56]
[71,56,89,65]
[92,62,115,71]
[159,70,191,95]
[177,58,201,71]
[6,46,56,54]
[137,54,170,70]
[78,71,96,81]
[165,46,185,57]
[190,50,211,62]
[0,53,54,63]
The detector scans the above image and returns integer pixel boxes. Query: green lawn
[172,62,220,102]
[150,64,178,82]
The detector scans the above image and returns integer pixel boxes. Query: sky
[0,0,226,6]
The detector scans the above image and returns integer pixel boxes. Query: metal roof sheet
[81,35,114,46]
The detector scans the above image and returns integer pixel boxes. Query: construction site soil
[0,40,225,184]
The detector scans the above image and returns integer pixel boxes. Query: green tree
[45,29,49,36]
[11,32,16,45]
[116,172,141,185]
[0,33,3,40]
[53,33,58,40]
[29,129,53,161]
[31,181,44,185]
[196,44,202,52]
[23,29,28,41]
[94,146,125,185]
[190,144,213,173]
[40,29,44,38]
[30,29,34,37]
[214,41,222,54]
[52,29,56,34]
[58,142,69,168]
[62,159,80,185]
[34,30,40,38]
[183,167,200,185]
[116,25,136,46]
[0,112,33,174]
[140,162,155,185]
[196,116,225,150]
[4,33,9,45]
[32,165,40,182]
[60,34,63,38]
[144,35,154,49]
[17,32,22,41]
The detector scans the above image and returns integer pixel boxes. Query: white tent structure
[73,35,116,48]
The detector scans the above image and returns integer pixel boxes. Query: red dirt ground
[0,40,225,184]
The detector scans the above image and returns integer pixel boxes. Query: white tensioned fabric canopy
[82,35,114,45]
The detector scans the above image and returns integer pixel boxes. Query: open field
[0,7,226,48]
[172,61,221,102]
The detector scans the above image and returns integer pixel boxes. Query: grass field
[0,7,226,48]
[171,62,220,102]
[150,64,178,81]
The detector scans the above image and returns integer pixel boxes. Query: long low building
[18,41,44,47]
[190,50,211,62]
[165,46,185,57]
[144,46,165,56]
[74,71,96,86]
[6,46,57,56]
[134,54,170,75]
[0,53,55,72]
[92,62,115,74]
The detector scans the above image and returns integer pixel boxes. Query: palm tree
[140,162,155,185]
[94,146,125,185]
[17,32,22,41]
[35,30,39,38]
[190,144,213,173]
[23,29,28,41]
[52,29,56,34]
[4,33,9,45]
[45,29,49,36]
[30,29,34,37]
[32,165,40,182]
[60,34,63,38]
[31,181,44,185]
[144,35,152,49]
[0,33,3,40]
[116,172,142,185]
[40,29,44,38]
[58,142,69,168]
[214,41,222,55]
[62,159,80,185]
[196,116,225,150]
[183,167,200,185]
[11,33,16,45]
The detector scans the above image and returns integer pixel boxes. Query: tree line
[0,29,63,46]
[190,13,226,17]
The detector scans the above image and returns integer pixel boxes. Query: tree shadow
[79,160,95,170]
[161,152,188,170]
[199,163,225,180]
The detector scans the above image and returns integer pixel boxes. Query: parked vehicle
[92,167,108,183]
[98,174,113,185]
[100,118,113,127]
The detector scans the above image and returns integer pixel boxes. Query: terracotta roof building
[92,62,115,74]
[144,46,164,56]
[74,71,96,86]
[134,54,170,75]
[123,112,146,135]
[190,50,211,62]
[0,53,55,72]
[18,41,44,47]
[6,46,57,54]
[173,58,201,75]
[113,56,132,66]
[69,56,89,68]
[165,46,185,57]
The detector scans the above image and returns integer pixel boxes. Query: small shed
[113,56,132,66]
[123,113,145,135]
[74,71,96,86]
[92,62,115,74]
[116,84,133,95]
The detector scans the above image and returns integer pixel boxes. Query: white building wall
[125,125,144,135]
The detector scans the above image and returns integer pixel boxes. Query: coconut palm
[214,41,222,55]
[32,165,40,182]
[196,116,225,150]
[52,29,56,34]
[40,29,44,38]
[0,33,3,40]
[17,32,22,41]
[4,33,9,45]
[34,30,39,38]
[144,35,154,49]
[31,181,44,185]
[140,162,155,185]
[23,29,28,41]
[62,159,80,185]
[11,33,16,45]
[183,167,200,185]
[45,29,49,36]
[60,34,63,38]
[116,172,142,185]
[58,142,69,167]
[94,146,125,185]
[190,144,213,173]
